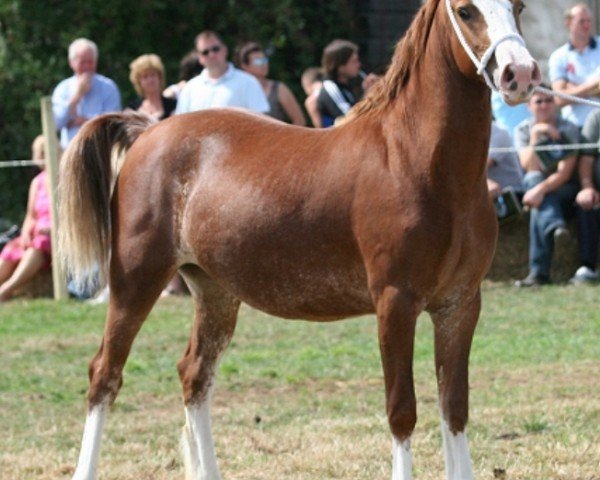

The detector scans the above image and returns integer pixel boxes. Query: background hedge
[0,0,368,225]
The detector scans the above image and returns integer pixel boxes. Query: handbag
[0,225,20,250]
[494,187,523,225]
[534,134,573,175]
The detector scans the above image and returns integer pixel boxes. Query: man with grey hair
[549,3,600,127]
[52,38,121,301]
[52,38,121,148]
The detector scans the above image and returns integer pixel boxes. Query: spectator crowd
[490,2,600,287]
[2,2,600,301]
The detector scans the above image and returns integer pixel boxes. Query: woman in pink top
[0,136,52,301]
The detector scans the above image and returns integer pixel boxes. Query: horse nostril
[501,63,540,92]
[500,65,518,91]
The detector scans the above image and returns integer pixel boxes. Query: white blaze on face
[472,0,533,71]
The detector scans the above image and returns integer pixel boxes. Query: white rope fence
[0,160,38,168]
[490,142,599,154]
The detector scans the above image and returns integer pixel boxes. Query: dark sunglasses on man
[199,45,222,57]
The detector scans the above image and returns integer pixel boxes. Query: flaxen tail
[58,112,156,292]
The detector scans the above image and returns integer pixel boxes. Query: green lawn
[0,282,598,479]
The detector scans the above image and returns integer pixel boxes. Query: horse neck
[390,11,492,190]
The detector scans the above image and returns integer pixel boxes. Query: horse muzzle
[492,42,542,105]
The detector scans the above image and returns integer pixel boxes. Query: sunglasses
[533,98,554,105]
[199,45,222,57]
[250,57,269,67]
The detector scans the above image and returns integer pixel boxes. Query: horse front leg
[374,285,422,480]
[430,290,481,480]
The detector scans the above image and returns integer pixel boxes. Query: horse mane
[345,0,440,121]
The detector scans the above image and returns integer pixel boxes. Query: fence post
[40,96,68,300]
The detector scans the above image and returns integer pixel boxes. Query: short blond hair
[565,2,592,21]
[31,135,45,161]
[128,54,165,96]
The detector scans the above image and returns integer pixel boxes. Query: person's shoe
[514,273,550,288]
[569,266,599,284]
[552,226,572,262]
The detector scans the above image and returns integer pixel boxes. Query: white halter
[445,0,526,91]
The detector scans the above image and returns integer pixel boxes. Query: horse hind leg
[431,291,481,480]
[177,266,240,480]
[72,259,175,480]
[72,401,108,480]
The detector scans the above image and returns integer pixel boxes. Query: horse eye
[457,7,471,20]
[516,3,526,15]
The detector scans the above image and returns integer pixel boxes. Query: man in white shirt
[175,31,269,114]
[549,3,600,127]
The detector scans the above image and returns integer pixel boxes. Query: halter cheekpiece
[445,0,526,91]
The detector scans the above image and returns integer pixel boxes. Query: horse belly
[204,250,373,321]
[250,265,373,320]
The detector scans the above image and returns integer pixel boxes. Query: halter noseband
[445,0,526,91]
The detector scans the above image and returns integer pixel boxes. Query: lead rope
[534,84,600,108]
[445,0,600,108]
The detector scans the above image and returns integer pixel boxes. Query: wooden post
[40,96,69,300]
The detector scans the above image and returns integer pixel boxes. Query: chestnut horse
[60,1,539,478]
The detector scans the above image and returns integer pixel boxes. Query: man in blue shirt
[52,38,121,149]
[549,3,600,127]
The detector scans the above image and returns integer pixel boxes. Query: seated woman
[235,41,306,126]
[0,136,51,301]
[128,54,176,120]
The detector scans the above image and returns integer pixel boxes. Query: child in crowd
[0,136,51,301]
[301,67,324,127]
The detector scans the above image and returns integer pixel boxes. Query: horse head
[447,0,541,104]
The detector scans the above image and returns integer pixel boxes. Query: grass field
[1,282,599,479]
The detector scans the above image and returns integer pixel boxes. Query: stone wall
[487,215,581,283]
